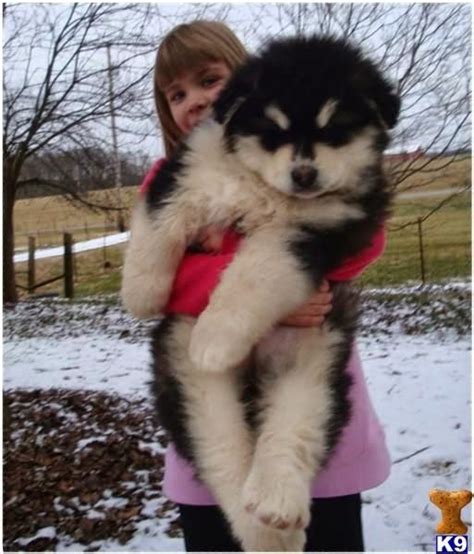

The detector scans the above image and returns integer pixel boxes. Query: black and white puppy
[122,35,399,552]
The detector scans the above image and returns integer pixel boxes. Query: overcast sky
[3,2,472,161]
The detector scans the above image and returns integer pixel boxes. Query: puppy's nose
[291,166,318,190]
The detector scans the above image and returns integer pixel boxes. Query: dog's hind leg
[161,318,306,551]
[242,326,350,532]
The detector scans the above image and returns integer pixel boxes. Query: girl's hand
[194,225,226,252]
[280,280,332,327]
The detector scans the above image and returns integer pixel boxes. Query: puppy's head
[214,36,400,199]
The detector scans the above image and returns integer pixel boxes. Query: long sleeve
[137,160,242,317]
[163,227,385,315]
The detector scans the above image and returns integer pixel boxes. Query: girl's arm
[137,160,241,317]
[164,226,386,318]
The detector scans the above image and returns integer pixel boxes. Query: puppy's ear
[213,57,261,124]
[354,63,401,129]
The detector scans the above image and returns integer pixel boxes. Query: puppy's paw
[189,312,252,372]
[236,516,305,552]
[242,465,311,531]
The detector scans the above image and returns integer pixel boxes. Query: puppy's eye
[264,117,284,131]
[328,110,364,128]
[254,117,284,133]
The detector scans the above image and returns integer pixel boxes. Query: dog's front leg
[121,200,189,319]
[189,228,313,372]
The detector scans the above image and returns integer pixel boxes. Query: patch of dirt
[3,389,181,552]
[4,282,470,344]
[412,458,460,478]
[3,297,156,342]
[361,282,471,337]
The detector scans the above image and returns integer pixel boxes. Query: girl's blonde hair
[154,20,248,157]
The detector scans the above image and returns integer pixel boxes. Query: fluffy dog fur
[122,35,400,551]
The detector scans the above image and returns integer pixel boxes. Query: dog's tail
[322,281,360,458]
[326,281,360,338]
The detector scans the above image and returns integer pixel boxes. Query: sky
[3,2,472,161]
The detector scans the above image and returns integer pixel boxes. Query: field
[361,190,471,286]
[386,153,471,193]
[14,188,138,250]
[13,155,471,297]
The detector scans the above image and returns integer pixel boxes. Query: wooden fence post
[27,236,35,294]
[117,211,126,233]
[417,217,426,285]
[103,218,108,267]
[64,233,74,299]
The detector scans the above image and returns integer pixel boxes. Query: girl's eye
[202,75,220,87]
[169,90,184,104]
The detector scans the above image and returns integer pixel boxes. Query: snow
[3,336,151,397]
[3,287,471,551]
[16,526,57,546]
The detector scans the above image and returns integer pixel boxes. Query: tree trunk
[3,161,18,305]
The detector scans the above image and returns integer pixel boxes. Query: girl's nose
[187,91,210,115]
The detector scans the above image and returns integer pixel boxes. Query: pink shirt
[140,159,391,502]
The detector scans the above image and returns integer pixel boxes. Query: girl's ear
[213,57,261,124]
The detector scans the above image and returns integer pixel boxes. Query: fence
[15,233,75,298]
[14,210,471,301]
[14,228,127,299]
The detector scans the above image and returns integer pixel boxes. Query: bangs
[156,32,220,90]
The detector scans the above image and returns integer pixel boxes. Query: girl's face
[164,61,232,136]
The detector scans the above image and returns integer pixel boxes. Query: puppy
[122,35,399,551]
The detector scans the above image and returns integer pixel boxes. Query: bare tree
[4,3,470,303]
[2,3,156,303]
[3,2,260,304]
[247,3,471,191]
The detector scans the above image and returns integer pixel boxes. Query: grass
[360,191,471,286]
[13,157,471,298]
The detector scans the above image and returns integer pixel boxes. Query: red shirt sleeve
[326,226,386,281]
[164,231,241,316]
[138,161,385,316]
[137,160,243,317]
[139,159,166,196]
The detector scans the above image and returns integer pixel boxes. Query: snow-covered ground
[3,283,472,552]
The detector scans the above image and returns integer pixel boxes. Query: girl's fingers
[280,315,324,327]
[289,305,330,319]
[308,303,332,316]
[306,292,333,307]
[318,280,330,292]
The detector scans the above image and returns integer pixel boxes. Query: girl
[139,20,390,552]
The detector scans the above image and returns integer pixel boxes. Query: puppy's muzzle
[291,166,318,192]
